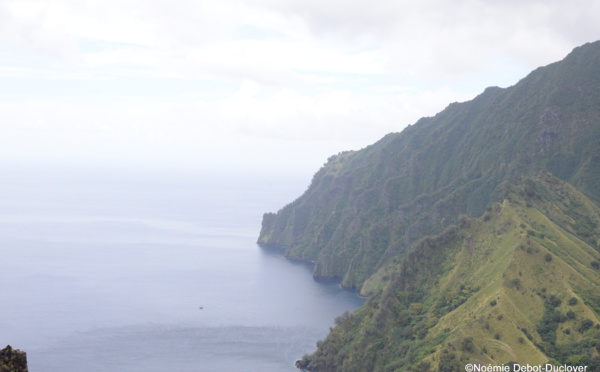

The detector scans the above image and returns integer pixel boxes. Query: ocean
[0,166,363,371]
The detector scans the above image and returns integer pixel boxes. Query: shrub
[568,297,578,306]
[579,319,594,333]
[335,310,352,325]
[547,295,562,308]
[545,253,553,262]
[537,308,566,344]
[461,337,474,352]
[439,350,461,372]
[510,278,521,289]
[490,299,497,306]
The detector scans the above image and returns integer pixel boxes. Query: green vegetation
[259,41,600,291]
[261,41,600,371]
[296,175,600,371]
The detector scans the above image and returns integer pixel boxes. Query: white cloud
[0,0,599,170]
[257,0,598,77]
[0,76,477,169]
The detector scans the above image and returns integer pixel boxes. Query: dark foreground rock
[0,345,28,372]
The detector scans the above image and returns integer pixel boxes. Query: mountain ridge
[258,40,600,291]
[295,172,600,371]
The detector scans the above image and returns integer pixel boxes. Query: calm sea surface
[0,167,363,371]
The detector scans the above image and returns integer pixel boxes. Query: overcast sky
[1,0,599,172]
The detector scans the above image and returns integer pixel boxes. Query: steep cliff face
[0,345,28,372]
[296,173,600,371]
[258,41,600,290]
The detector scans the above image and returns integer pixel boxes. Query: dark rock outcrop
[0,345,28,372]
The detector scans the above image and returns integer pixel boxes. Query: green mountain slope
[258,41,600,290]
[296,173,600,371]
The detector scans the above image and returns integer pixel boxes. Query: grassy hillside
[296,173,600,371]
[258,41,600,290]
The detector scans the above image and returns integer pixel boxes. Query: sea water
[0,167,363,371]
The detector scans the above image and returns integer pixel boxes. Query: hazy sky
[1,0,599,172]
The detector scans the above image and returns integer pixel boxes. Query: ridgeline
[258,41,600,370]
[295,172,600,371]
[259,41,600,292]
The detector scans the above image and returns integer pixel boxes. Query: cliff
[258,41,600,291]
[296,172,600,371]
